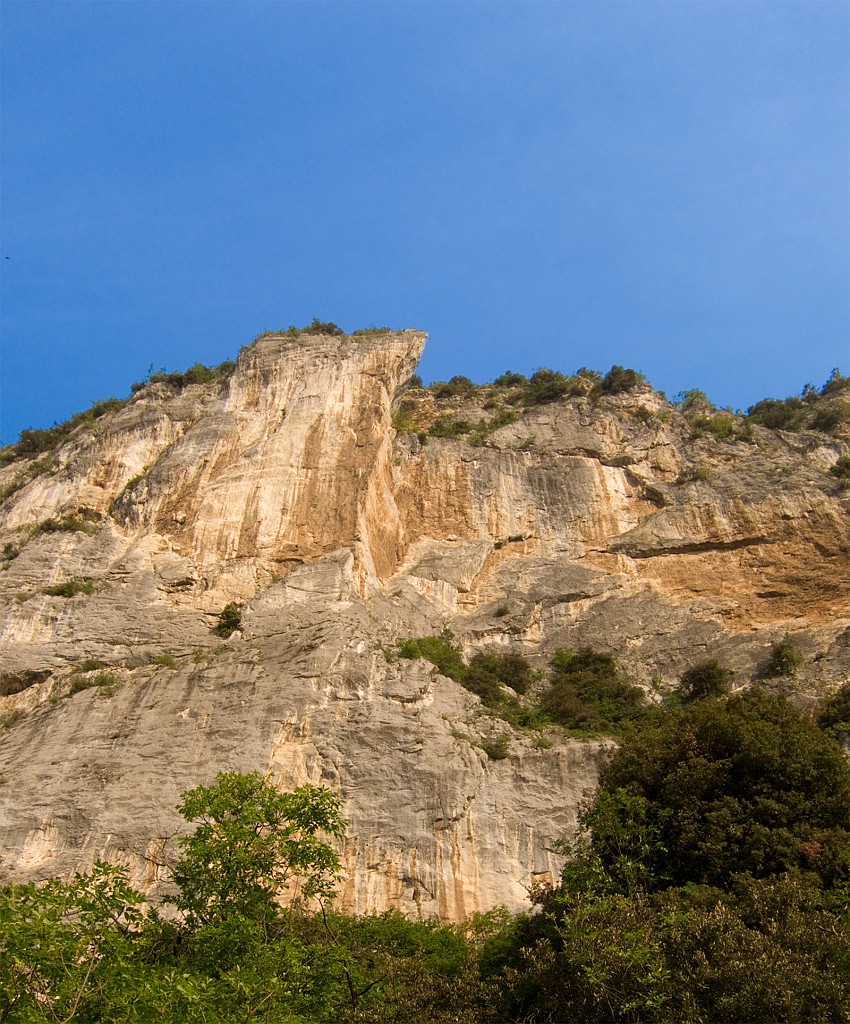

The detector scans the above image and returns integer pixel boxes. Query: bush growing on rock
[766,636,805,677]
[543,648,648,734]
[429,375,477,399]
[677,659,732,703]
[216,602,242,638]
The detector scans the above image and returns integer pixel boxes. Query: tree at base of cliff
[173,771,345,927]
[486,690,850,1023]
[594,689,849,889]
[0,773,352,1023]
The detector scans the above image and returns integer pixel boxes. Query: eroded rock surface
[1,330,848,920]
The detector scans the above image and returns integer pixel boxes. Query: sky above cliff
[1,1,847,443]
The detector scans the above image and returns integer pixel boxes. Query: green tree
[486,691,850,1023]
[677,659,731,703]
[173,772,346,927]
[599,365,645,395]
[0,861,148,1022]
[815,682,850,739]
[216,602,242,638]
[597,690,850,890]
[521,368,571,405]
[765,635,805,677]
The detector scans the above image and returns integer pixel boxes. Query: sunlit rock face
[0,330,848,920]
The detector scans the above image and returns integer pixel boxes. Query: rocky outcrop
[0,330,848,920]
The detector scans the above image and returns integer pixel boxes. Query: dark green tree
[677,658,731,702]
[597,690,850,889]
[599,365,645,395]
[815,681,850,739]
[216,602,242,638]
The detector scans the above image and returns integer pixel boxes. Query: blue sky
[1,0,847,443]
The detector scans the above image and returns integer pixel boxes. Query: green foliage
[429,375,477,399]
[0,779,352,1023]
[597,689,850,890]
[468,408,518,445]
[820,367,850,397]
[766,635,805,677]
[324,910,491,1023]
[675,464,712,484]
[829,454,850,479]
[0,456,57,503]
[216,602,242,638]
[747,396,806,431]
[427,414,472,438]
[351,325,395,337]
[0,397,125,467]
[131,359,236,393]
[493,872,850,1024]
[253,318,349,341]
[397,636,538,724]
[674,388,712,411]
[43,576,94,598]
[479,733,511,760]
[492,370,527,389]
[543,648,648,734]
[299,318,345,336]
[173,772,345,925]
[486,691,850,1023]
[677,659,731,703]
[599,365,646,395]
[743,370,850,436]
[520,368,572,405]
[1,708,25,731]
[0,860,147,1023]
[811,405,845,432]
[192,643,228,664]
[391,406,418,433]
[466,650,535,698]
[74,658,109,673]
[814,682,850,739]
[2,541,20,560]
[67,671,121,697]
[574,366,603,386]
[32,512,100,536]
[396,632,466,682]
[150,653,178,669]
[689,410,734,440]
[2,748,848,1023]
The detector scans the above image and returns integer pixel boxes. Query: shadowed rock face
[0,330,848,920]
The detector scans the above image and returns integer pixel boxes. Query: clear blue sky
[1,1,848,444]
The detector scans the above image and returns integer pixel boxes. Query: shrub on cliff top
[429,375,477,399]
[599,365,646,395]
[0,397,126,467]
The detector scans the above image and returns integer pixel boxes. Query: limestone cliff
[0,330,848,920]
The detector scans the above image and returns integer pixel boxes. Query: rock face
[1,330,848,920]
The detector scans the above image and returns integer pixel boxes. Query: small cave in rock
[0,669,52,696]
